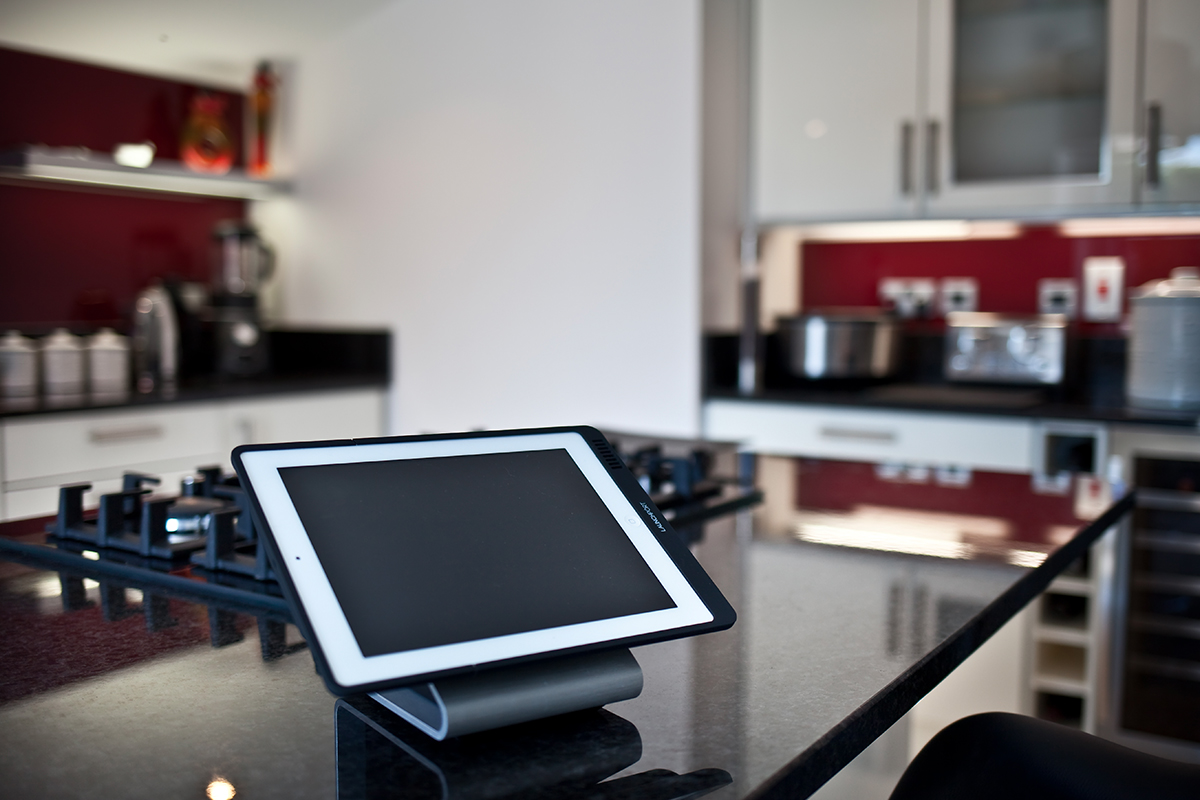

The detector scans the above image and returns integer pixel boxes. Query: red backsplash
[802,226,1200,324]
[0,47,247,331]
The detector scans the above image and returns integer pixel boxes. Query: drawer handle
[819,426,896,444]
[89,424,165,444]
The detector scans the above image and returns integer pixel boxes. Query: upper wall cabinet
[755,0,1195,222]
[1140,0,1200,206]
[924,0,1138,217]
[755,0,923,223]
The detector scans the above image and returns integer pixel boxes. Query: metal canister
[87,328,130,401]
[0,330,37,400]
[40,328,85,397]
[1127,267,1200,410]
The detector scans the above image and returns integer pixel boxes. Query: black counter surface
[705,333,1200,428]
[0,456,1129,799]
[1,328,390,419]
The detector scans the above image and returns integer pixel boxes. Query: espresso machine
[211,221,273,377]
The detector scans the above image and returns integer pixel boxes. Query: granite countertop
[0,456,1130,799]
[0,328,391,419]
[704,332,1200,428]
[705,384,1200,428]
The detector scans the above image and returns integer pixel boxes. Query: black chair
[889,712,1200,800]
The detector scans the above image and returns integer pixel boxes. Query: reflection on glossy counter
[757,456,1106,566]
[0,456,1126,799]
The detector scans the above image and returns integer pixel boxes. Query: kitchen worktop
[0,328,390,419]
[0,455,1130,799]
[704,333,1200,429]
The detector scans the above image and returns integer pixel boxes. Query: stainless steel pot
[1127,267,1200,410]
[777,309,899,379]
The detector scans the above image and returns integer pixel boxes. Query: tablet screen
[279,449,675,657]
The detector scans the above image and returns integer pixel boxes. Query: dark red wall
[802,226,1200,331]
[0,47,247,331]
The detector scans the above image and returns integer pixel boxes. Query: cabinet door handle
[819,426,897,444]
[900,121,915,196]
[925,119,941,195]
[89,424,165,444]
[1146,102,1162,189]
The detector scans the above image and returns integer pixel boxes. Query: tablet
[232,426,735,695]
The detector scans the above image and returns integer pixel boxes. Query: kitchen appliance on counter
[132,283,179,395]
[212,222,273,377]
[776,309,900,380]
[1126,267,1200,410]
[944,312,1067,385]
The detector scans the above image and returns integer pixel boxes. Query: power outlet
[1082,257,1124,322]
[879,278,937,318]
[940,278,979,315]
[1038,278,1078,318]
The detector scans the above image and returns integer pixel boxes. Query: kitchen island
[0,456,1130,799]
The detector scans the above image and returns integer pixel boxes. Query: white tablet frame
[238,431,714,688]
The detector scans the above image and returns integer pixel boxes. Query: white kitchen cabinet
[755,0,923,222]
[703,398,1036,472]
[0,387,386,521]
[218,390,386,459]
[1139,0,1200,207]
[754,0,1149,222]
[923,0,1140,217]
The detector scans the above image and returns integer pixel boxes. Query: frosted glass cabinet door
[754,0,922,222]
[1140,0,1200,206]
[924,0,1139,216]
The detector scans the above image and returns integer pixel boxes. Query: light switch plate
[1038,278,1078,318]
[940,278,979,315]
[1082,257,1124,322]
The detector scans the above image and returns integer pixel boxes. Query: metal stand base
[370,648,643,740]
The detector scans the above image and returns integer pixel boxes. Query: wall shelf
[0,147,289,200]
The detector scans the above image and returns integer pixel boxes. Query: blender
[211,221,273,377]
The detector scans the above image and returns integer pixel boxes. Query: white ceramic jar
[1127,267,1200,410]
[40,328,86,397]
[0,330,38,399]
[87,328,130,399]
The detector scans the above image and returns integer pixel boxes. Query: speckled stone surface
[0,469,1129,799]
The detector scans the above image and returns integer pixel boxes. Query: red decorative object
[181,92,234,174]
[247,62,276,178]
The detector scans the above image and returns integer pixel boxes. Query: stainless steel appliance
[944,312,1067,385]
[777,309,900,379]
[212,222,273,377]
[132,283,179,395]
[1126,267,1200,410]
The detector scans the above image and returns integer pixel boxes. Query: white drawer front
[704,400,1034,473]
[220,388,386,462]
[4,405,222,485]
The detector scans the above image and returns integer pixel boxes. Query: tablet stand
[370,648,643,740]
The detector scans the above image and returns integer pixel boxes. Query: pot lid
[1132,267,1200,299]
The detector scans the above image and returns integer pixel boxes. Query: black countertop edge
[754,492,1136,800]
[0,374,389,420]
[705,388,1200,428]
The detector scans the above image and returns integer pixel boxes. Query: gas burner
[50,466,273,581]
[602,430,761,540]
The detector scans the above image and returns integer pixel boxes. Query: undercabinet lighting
[1058,217,1200,237]
[801,220,1022,242]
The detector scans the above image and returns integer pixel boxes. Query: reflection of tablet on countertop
[233,425,735,696]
